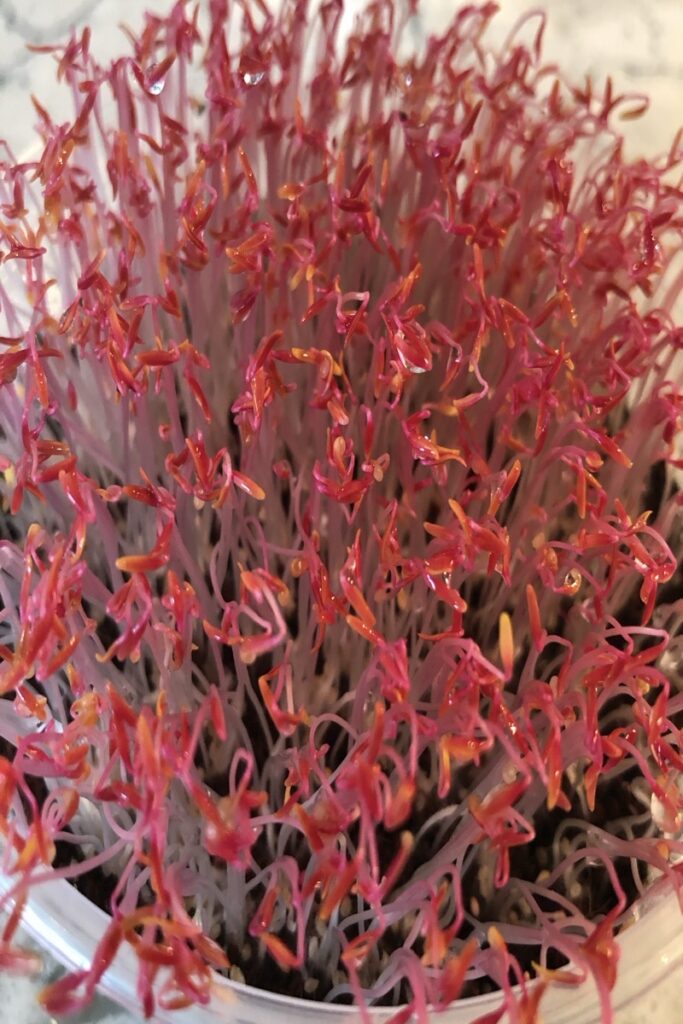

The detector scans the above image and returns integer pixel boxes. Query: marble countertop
[0,0,681,1022]
[0,0,681,160]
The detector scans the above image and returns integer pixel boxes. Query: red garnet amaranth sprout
[0,0,681,1021]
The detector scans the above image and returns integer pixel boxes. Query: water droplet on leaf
[146,65,166,95]
[363,689,375,714]
[243,71,265,87]
[396,347,428,374]
[562,568,582,594]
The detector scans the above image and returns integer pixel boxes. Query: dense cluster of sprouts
[0,0,682,1021]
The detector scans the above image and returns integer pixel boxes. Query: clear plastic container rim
[0,867,681,1024]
